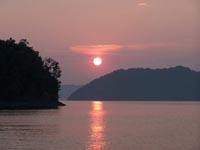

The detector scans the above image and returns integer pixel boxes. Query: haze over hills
[68,66,200,101]
[59,85,81,100]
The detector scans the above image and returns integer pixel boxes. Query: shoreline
[0,101,65,110]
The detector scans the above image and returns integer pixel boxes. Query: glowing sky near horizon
[0,0,199,84]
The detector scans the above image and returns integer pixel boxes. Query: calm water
[0,101,200,150]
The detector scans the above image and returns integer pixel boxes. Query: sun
[93,57,102,66]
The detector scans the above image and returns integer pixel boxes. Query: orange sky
[0,0,199,84]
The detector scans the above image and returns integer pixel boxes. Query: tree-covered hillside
[0,38,64,108]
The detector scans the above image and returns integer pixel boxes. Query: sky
[0,0,199,84]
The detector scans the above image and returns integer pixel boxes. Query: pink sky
[0,0,199,84]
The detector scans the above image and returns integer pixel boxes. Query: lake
[0,101,200,150]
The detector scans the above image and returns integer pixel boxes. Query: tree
[43,58,61,79]
[0,38,62,104]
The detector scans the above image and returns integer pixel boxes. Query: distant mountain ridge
[59,85,81,100]
[68,66,200,101]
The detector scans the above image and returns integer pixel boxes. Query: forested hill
[68,66,200,101]
[0,38,64,108]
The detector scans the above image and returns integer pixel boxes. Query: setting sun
[93,57,102,66]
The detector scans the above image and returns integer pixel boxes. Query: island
[68,66,200,101]
[0,38,65,109]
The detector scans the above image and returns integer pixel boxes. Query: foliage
[0,38,62,102]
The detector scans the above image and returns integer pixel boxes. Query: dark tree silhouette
[44,58,61,79]
[0,38,64,108]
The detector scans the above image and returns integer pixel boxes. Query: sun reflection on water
[87,101,106,150]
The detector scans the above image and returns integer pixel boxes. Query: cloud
[69,41,199,55]
[70,44,123,55]
[136,0,150,7]
[69,43,165,55]
[137,2,148,6]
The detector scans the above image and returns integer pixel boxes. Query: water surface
[0,101,200,150]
